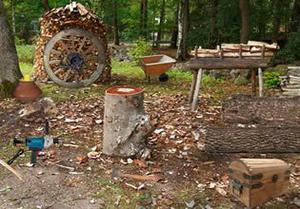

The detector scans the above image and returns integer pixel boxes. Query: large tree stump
[103,86,152,157]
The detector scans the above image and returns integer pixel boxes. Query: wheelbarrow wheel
[43,28,107,88]
[159,73,169,82]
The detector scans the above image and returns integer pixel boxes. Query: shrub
[263,71,281,88]
[16,45,35,64]
[128,38,152,60]
[275,29,300,63]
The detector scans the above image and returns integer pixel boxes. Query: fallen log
[205,125,300,153]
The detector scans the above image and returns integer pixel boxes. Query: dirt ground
[0,79,299,209]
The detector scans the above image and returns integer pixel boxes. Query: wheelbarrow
[140,54,176,82]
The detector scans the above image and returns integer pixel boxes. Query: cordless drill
[8,120,61,166]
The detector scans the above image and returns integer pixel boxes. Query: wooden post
[191,68,203,111]
[103,86,153,157]
[258,67,263,97]
[251,69,257,96]
[189,70,197,104]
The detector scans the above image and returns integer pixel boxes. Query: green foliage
[0,80,17,98]
[16,45,35,64]
[263,71,281,88]
[128,38,152,60]
[202,74,224,87]
[276,29,300,63]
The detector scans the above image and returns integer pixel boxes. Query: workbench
[186,57,269,110]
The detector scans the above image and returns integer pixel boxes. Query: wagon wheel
[43,28,106,88]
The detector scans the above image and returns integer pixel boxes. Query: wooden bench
[186,41,278,110]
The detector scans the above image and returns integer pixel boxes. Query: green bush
[16,45,35,64]
[128,38,152,60]
[276,29,300,63]
[202,74,223,87]
[263,71,281,88]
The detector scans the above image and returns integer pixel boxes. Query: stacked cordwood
[281,66,300,96]
[34,2,111,82]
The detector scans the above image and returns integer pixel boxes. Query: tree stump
[103,86,152,157]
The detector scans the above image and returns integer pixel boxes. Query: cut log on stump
[103,86,152,157]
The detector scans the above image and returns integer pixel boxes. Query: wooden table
[186,58,270,111]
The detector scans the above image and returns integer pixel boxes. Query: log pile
[281,66,300,96]
[34,2,111,82]
[205,95,300,153]
[191,41,278,59]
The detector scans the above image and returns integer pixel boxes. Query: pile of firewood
[34,2,111,82]
[281,66,300,96]
[191,41,278,59]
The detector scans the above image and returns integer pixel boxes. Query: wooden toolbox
[228,158,290,208]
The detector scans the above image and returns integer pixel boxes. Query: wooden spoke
[54,68,64,75]
[49,60,61,65]
[77,37,87,53]
[63,69,73,81]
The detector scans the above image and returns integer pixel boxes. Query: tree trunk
[103,86,153,157]
[291,0,300,32]
[170,2,179,48]
[140,0,148,39]
[209,0,218,47]
[11,0,15,35]
[112,0,120,45]
[0,0,22,98]
[239,0,250,44]
[156,0,165,47]
[42,0,51,11]
[272,0,281,39]
[176,0,189,61]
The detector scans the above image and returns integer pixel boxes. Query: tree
[155,0,165,47]
[291,0,300,31]
[112,0,120,45]
[170,1,179,48]
[140,0,148,38]
[239,0,250,43]
[0,0,22,97]
[42,0,50,11]
[209,0,218,47]
[176,0,189,61]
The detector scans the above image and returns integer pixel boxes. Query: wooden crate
[229,158,290,208]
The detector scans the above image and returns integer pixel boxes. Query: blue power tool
[8,120,61,166]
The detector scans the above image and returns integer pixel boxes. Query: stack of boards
[191,41,278,59]
[281,66,300,96]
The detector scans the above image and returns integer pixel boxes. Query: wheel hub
[67,53,84,71]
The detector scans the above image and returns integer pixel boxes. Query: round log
[103,86,152,157]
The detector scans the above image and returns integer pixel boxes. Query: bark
[205,126,300,153]
[140,0,148,38]
[205,95,300,153]
[42,0,51,11]
[239,0,250,44]
[155,0,165,47]
[11,0,15,34]
[272,0,281,38]
[222,94,300,125]
[103,87,153,157]
[291,0,300,32]
[112,0,120,45]
[176,0,189,61]
[170,2,179,48]
[0,0,21,97]
[209,0,218,47]
[187,58,269,70]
